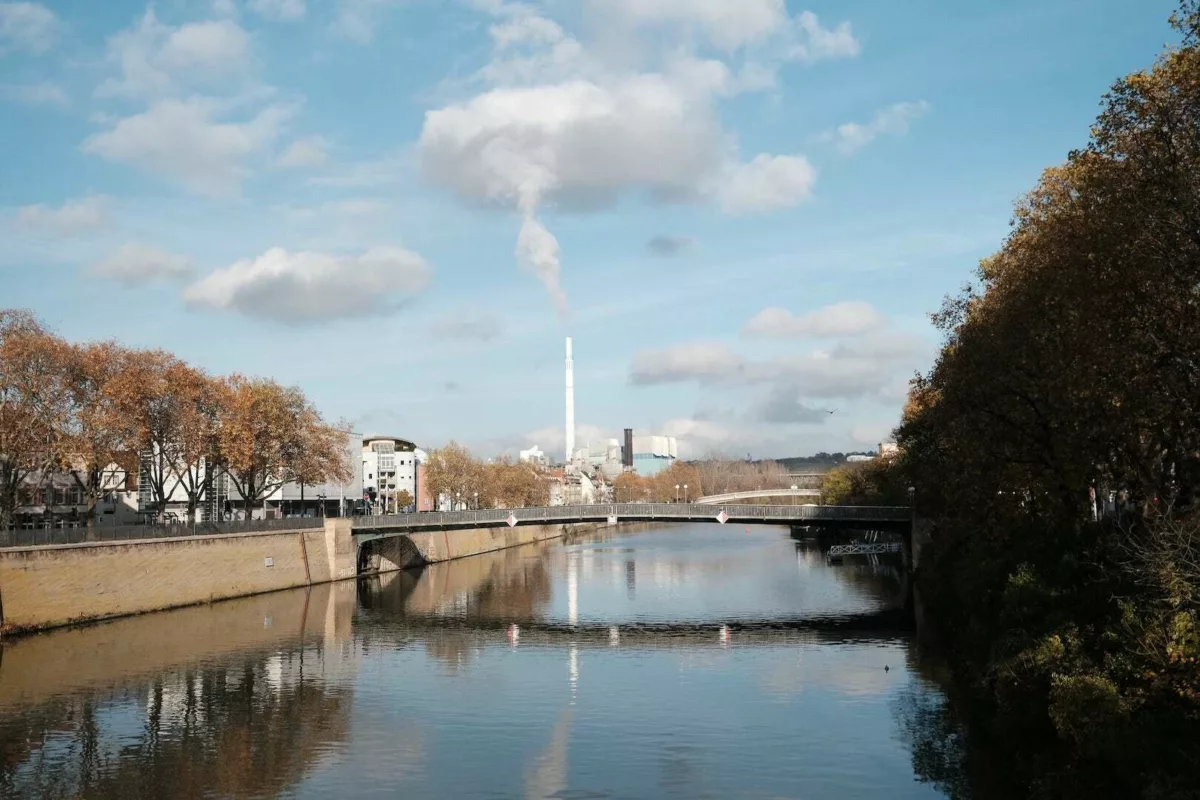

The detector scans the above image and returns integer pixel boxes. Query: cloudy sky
[0,0,1178,459]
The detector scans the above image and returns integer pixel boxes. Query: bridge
[694,489,821,505]
[827,542,903,557]
[351,503,911,543]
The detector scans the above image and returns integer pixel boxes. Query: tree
[290,418,355,510]
[423,442,482,510]
[105,351,223,521]
[893,5,1200,793]
[216,376,312,516]
[61,341,132,529]
[395,489,414,510]
[0,311,71,529]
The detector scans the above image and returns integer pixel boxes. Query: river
[0,523,960,799]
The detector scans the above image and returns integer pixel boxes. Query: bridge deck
[352,503,910,540]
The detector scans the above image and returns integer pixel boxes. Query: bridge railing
[0,517,326,550]
[352,503,910,531]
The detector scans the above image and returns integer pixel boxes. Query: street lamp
[474,491,479,510]
[683,484,688,503]
[675,484,680,503]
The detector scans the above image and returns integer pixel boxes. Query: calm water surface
[0,524,957,799]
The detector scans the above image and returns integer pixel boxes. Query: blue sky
[0,0,1180,459]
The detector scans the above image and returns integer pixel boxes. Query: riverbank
[0,519,611,638]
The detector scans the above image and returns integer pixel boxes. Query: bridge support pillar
[323,518,359,581]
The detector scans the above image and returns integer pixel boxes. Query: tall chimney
[623,428,634,468]
[565,337,575,464]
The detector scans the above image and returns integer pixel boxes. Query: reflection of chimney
[623,428,633,468]
[565,338,575,463]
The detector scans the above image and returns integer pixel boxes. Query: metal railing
[0,517,325,550]
[354,503,910,533]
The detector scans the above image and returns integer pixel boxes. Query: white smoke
[516,207,568,318]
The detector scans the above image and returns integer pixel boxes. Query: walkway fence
[0,517,325,550]
[355,503,911,533]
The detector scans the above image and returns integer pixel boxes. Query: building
[879,442,899,457]
[276,429,364,517]
[362,436,419,514]
[631,435,678,477]
[519,445,550,467]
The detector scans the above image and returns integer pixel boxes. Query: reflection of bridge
[352,503,911,543]
[828,543,903,557]
[695,489,821,504]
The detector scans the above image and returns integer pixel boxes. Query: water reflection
[0,523,964,799]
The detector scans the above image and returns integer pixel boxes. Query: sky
[0,0,1182,460]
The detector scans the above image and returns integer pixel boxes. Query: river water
[0,523,958,799]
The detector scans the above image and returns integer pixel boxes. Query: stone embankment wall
[363,522,594,573]
[0,519,598,636]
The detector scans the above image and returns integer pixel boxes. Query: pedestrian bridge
[694,489,821,505]
[351,503,910,543]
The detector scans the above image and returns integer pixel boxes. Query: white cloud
[11,196,110,236]
[84,98,292,196]
[743,302,886,338]
[90,243,194,286]
[0,2,56,53]
[754,384,830,424]
[630,342,747,386]
[2,80,67,107]
[333,0,402,43]
[630,330,924,401]
[183,246,431,324]
[96,11,252,100]
[787,11,860,64]
[719,153,816,214]
[420,3,835,313]
[278,135,329,167]
[602,0,787,51]
[828,101,930,155]
[250,0,306,21]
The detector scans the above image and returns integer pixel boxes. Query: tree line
[829,5,1200,796]
[422,442,550,509]
[0,310,352,529]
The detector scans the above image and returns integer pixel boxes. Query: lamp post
[675,484,680,503]
[683,484,688,503]
[474,491,479,510]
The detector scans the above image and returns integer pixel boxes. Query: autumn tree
[290,417,355,508]
[0,311,72,528]
[215,376,327,515]
[105,351,225,521]
[895,5,1200,793]
[60,341,133,528]
[423,441,482,510]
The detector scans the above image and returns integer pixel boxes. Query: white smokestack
[565,337,575,463]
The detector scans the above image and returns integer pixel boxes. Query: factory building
[631,435,678,477]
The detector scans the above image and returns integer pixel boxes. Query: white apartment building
[362,436,419,514]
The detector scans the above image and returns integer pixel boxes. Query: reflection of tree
[892,680,972,800]
[0,652,353,798]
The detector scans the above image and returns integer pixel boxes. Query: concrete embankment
[0,519,596,636]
